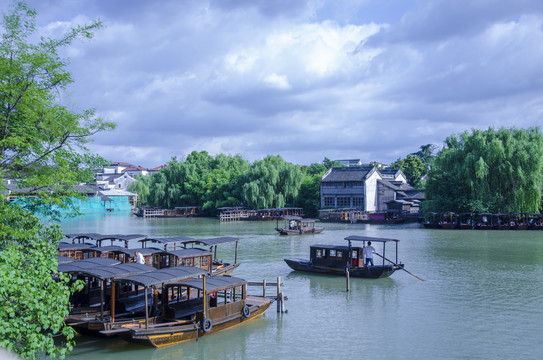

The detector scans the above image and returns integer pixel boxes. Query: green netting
[67,196,132,214]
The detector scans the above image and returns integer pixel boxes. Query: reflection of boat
[284,235,403,279]
[108,276,272,347]
[275,216,324,235]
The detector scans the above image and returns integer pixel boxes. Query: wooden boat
[284,235,403,279]
[357,211,406,224]
[181,237,241,276]
[275,216,324,235]
[528,213,543,230]
[458,213,475,229]
[422,212,440,228]
[105,276,272,347]
[474,213,493,229]
[440,212,458,229]
[492,214,510,230]
[60,258,206,336]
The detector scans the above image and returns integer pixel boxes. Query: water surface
[59,214,543,359]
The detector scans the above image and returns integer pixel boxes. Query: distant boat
[284,235,403,279]
[275,216,324,235]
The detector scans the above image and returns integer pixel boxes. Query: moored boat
[284,235,403,279]
[275,216,324,235]
[105,276,272,347]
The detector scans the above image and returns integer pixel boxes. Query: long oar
[375,253,426,281]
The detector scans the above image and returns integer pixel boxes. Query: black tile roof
[321,166,375,182]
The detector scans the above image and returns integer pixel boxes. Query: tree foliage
[390,154,426,188]
[241,155,304,209]
[0,202,83,360]
[425,127,543,213]
[0,2,113,218]
[0,2,110,359]
[139,151,250,214]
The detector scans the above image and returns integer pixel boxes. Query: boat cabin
[154,248,213,273]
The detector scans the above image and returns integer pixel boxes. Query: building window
[353,197,364,208]
[337,197,350,207]
[324,197,335,207]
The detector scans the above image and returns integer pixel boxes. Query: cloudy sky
[14,0,543,167]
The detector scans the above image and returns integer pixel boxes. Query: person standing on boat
[135,251,145,264]
[363,242,376,267]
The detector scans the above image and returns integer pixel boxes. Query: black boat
[284,235,403,279]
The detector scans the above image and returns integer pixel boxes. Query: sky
[8,0,543,168]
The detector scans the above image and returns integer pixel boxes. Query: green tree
[0,2,111,359]
[241,155,304,209]
[128,175,151,205]
[425,127,543,213]
[391,155,426,188]
[0,202,83,359]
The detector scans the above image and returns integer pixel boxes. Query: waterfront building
[320,165,424,212]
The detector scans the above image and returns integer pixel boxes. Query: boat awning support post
[100,280,105,321]
[144,286,149,329]
[203,275,207,319]
[111,282,116,323]
[235,241,238,264]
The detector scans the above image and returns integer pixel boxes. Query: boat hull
[118,299,271,347]
[284,258,400,279]
[276,227,324,235]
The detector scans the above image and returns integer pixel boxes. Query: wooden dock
[248,277,288,313]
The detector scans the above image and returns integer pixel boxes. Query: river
[59,212,543,360]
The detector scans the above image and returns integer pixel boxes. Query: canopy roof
[64,233,104,242]
[57,256,76,265]
[113,266,206,287]
[344,235,399,243]
[310,244,351,251]
[163,248,212,258]
[139,236,195,250]
[95,234,147,247]
[171,276,247,293]
[58,242,96,251]
[140,236,195,245]
[57,257,120,273]
[280,215,302,221]
[58,261,154,280]
[93,246,134,256]
[186,237,239,246]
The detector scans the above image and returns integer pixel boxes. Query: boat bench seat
[165,298,203,320]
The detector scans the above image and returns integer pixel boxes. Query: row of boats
[57,231,405,348]
[423,212,543,230]
[58,233,271,347]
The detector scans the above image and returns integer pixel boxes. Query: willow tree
[425,127,543,213]
[141,152,250,213]
[0,2,112,359]
[241,155,304,209]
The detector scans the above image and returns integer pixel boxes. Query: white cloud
[19,0,543,167]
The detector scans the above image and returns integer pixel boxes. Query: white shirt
[363,245,375,259]
[136,252,145,264]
